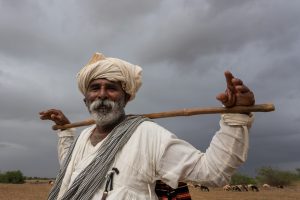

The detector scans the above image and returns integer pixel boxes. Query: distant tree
[296,168,300,179]
[0,170,25,184]
[230,173,257,185]
[6,170,25,184]
[0,172,9,183]
[256,166,298,186]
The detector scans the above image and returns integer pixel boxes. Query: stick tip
[266,103,276,111]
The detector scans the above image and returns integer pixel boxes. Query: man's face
[85,79,128,127]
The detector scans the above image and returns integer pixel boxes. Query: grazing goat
[248,184,259,192]
[223,184,231,191]
[194,184,209,192]
[241,184,248,191]
[48,180,54,185]
[232,185,242,192]
[262,183,271,189]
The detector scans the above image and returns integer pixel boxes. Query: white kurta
[56,113,254,199]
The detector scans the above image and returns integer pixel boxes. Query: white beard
[88,99,125,127]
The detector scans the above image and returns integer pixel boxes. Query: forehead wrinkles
[88,79,123,89]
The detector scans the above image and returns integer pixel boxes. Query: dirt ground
[189,185,300,200]
[0,183,50,200]
[0,182,300,200]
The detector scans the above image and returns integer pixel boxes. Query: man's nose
[97,88,108,100]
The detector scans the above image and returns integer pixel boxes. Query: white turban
[77,52,142,101]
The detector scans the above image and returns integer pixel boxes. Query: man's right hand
[39,109,70,128]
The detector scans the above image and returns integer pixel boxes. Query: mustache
[89,99,115,112]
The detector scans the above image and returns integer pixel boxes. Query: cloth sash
[155,181,192,200]
[48,115,148,200]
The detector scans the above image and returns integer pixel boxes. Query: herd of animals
[191,183,284,192]
[43,181,285,193]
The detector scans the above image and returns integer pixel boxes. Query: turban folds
[77,52,142,101]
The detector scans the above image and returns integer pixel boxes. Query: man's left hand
[216,71,255,108]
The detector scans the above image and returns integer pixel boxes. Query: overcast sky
[0,0,299,178]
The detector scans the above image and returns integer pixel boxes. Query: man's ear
[124,94,131,105]
[83,98,87,106]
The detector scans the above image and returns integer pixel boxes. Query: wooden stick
[52,103,275,130]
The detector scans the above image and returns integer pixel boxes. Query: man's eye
[89,86,99,91]
[107,86,118,91]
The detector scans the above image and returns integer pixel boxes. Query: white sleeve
[56,128,76,167]
[156,113,254,188]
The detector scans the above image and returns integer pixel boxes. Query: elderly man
[40,52,255,200]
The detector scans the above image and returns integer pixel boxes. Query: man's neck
[90,128,109,146]
[90,115,126,146]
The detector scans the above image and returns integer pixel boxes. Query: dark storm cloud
[0,142,22,149]
[0,0,299,177]
[138,0,300,69]
[78,0,160,24]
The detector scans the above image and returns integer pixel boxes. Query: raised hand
[39,109,70,127]
[216,71,255,108]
